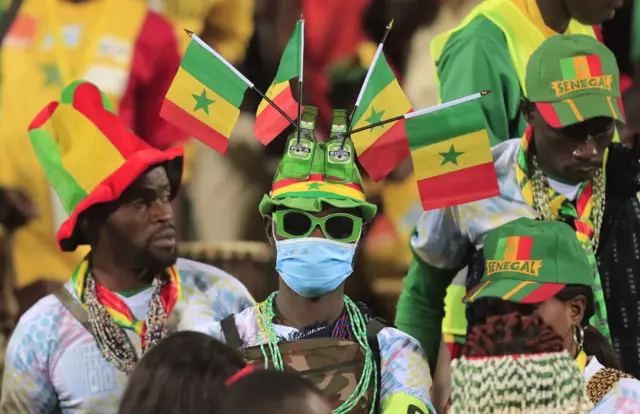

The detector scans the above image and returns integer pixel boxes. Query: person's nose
[309,223,326,239]
[150,199,173,223]
[573,138,599,161]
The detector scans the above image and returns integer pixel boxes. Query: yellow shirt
[147,0,254,63]
[0,0,147,287]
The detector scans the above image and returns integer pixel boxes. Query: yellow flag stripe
[351,80,411,154]
[412,129,493,181]
[502,281,535,300]
[41,104,125,194]
[166,67,240,138]
[257,81,289,115]
[272,182,366,202]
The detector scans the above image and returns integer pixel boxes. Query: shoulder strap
[221,314,242,349]
[366,318,386,414]
[53,286,93,335]
[586,367,634,404]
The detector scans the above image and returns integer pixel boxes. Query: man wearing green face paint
[186,107,435,414]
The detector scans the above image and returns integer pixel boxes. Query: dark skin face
[562,0,623,26]
[536,0,621,34]
[86,166,177,291]
[536,295,587,357]
[263,205,366,329]
[522,99,615,185]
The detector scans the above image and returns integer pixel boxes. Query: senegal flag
[161,33,250,154]
[350,53,411,182]
[255,20,303,145]
[405,98,498,211]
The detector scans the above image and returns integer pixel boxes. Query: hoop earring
[572,325,585,349]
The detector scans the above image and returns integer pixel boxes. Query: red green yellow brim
[462,279,566,304]
[536,94,625,128]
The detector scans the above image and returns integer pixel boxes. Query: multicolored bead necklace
[255,291,378,413]
[72,259,182,374]
[516,127,609,339]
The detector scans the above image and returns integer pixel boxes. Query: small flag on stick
[404,95,498,211]
[160,31,253,154]
[350,51,411,182]
[255,20,304,145]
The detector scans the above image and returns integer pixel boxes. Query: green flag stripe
[29,129,88,214]
[60,81,114,112]
[560,58,577,80]
[494,237,507,260]
[273,20,302,83]
[181,40,249,107]
[352,54,396,125]
[406,99,486,152]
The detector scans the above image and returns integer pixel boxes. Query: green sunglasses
[273,209,362,243]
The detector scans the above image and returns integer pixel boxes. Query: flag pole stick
[296,17,305,145]
[346,90,491,136]
[341,19,393,151]
[184,29,303,134]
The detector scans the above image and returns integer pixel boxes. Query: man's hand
[0,188,38,231]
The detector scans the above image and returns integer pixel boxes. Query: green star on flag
[192,89,215,114]
[307,182,323,190]
[42,64,62,86]
[365,107,386,133]
[439,144,464,166]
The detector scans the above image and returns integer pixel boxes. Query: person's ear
[521,98,537,124]
[568,295,587,326]
[263,215,275,247]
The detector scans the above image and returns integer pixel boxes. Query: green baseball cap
[463,218,593,304]
[526,34,625,128]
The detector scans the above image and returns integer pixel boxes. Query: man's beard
[112,231,178,275]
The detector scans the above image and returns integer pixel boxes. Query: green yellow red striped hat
[463,218,593,304]
[28,81,183,252]
[526,34,625,128]
[259,108,377,221]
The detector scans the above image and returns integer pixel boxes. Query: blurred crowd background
[0,0,637,329]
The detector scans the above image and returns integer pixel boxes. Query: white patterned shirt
[1,258,255,413]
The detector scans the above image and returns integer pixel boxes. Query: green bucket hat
[463,218,594,304]
[526,34,625,128]
[259,106,377,221]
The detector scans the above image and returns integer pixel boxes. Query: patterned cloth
[185,305,436,413]
[585,357,640,413]
[0,258,255,413]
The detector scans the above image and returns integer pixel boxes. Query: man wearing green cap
[462,217,640,411]
[0,81,255,413]
[186,108,435,414]
[396,33,640,379]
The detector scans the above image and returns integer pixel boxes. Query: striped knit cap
[450,313,593,414]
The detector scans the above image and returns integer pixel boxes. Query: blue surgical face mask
[275,237,357,298]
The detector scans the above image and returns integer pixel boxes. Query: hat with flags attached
[28,81,184,252]
[259,106,377,221]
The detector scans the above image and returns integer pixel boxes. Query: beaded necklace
[515,127,609,339]
[72,259,182,373]
[255,291,378,414]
